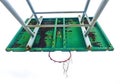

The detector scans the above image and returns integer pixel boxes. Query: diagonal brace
[81,0,90,23]
[0,0,34,37]
[85,0,109,36]
[26,0,40,24]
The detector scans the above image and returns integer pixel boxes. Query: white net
[48,51,72,77]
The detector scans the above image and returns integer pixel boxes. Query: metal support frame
[26,16,43,50]
[0,0,34,37]
[1,0,109,50]
[85,0,109,36]
[26,0,40,24]
[81,0,90,23]
[78,15,92,49]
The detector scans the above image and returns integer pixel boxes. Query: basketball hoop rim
[48,51,72,63]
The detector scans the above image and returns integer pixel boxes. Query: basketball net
[48,51,72,77]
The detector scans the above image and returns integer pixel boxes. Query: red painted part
[48,52,72,63]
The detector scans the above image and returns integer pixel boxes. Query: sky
[0,0,120,84]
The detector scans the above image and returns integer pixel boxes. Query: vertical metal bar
[81,0,90,23]
[26,16,43,50]
[63,18,66,48]
[26,0,40,24]
[0,0,34,37]
[78,15,92,49]
[52,18,58,48]
[85,0,109,36]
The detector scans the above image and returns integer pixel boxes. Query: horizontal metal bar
[26,24,90,28]
[35,11,84,14]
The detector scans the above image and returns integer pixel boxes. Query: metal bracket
[78,15,92,49]
[26,16,43,50]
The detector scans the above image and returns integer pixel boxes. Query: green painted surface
[6,17,114,52]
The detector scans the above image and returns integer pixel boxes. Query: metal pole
[0,0,34,37]
[35,11,84,14]
[85,0,109,36]
[26,0,40,24]
[81,0,90,23]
